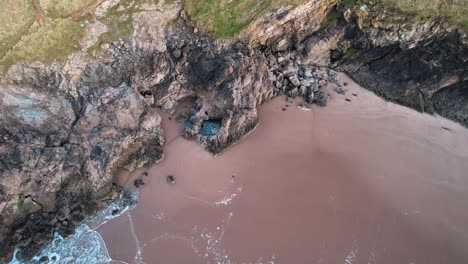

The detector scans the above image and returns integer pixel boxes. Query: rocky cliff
[0,0,466,262]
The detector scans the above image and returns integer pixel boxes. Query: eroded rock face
[329,2,468,125]
[0,59,165,261]
[0,0,466,262]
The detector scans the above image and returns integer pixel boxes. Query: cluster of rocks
[101,39,132,57]
[266,50,338,107]
[166,34,217,60]
[9,199,94,260]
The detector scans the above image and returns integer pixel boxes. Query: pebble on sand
[167,175,175,184]
[134,179,145,188]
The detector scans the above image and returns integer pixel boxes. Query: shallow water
[13,73,468,263]
[8,192,139,264]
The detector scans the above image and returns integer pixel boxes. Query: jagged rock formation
[332,3,468,124]
[0,0,466,262]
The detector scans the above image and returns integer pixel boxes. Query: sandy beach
[98,73,468,264]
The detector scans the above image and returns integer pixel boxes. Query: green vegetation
[321,9,338,30]
[344,47,357,58]
[379,0,467,29]
[342,0,363,8]
[182,0,304,38]
[0,0,87,68]
[0,0,36,60]
[0,0,466,68]
[0,19,84,66]
[41,0,96,18]
[0,0,167,67]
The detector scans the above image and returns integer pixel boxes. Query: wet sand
[98,73,468,264]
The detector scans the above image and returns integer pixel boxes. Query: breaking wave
[8,191,139,264]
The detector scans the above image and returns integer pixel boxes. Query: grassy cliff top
[0,0,170,69]
[182,0,304,38]
[0,0,93,68]
[345,0,467,29]
[0,0,465,69]
[385,0,466,28]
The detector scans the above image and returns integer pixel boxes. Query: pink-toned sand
[98,73,468,264]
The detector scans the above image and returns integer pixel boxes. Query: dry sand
[98,73,468,264]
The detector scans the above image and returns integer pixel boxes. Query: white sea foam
[214,186,243,206]
[8,191,139,264]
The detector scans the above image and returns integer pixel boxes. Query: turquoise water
[184,120,221,136]
[201,121,221,136]
[183,121,193,129]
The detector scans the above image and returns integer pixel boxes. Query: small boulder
[297,104,311,111]
[172,49,182,59]
[314,91,329,107]
[39,256,49,264]
[56,206,71,221]
[166,175,175,185]
[289,75,301,87]
[70,211,86,226]
[334,87,345,95]
[329,70,339,83]
[300,86,307,96]
[134,179,145,188]
[289,88,299,97]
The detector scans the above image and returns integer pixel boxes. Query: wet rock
[314,91,329,107]
[39,256,49,264]
[334,87,346,95]
[48,217,58,226]
[300,85,307,96]
[57,224,74,239]
[329,70,339,83]
[56,206,71,221]
[70,211,86,226]
[134,179,145,188]
[288,88,299,97]
[297,104,311,111]
[306,89,315,104]
[166,175,175,185]
[176,112,189,123]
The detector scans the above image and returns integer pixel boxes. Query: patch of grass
[0,19,84,67]
[343,0,369,9]
[86,0,164,56]
[321,9,338,30]
[344,47,357,58]
[183,0,304,38]
[101,0,149,39]
[379,0,467,29]
[41,0,96,18]
[0,0,36,60]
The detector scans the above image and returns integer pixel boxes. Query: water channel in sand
[97,73,468,264]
